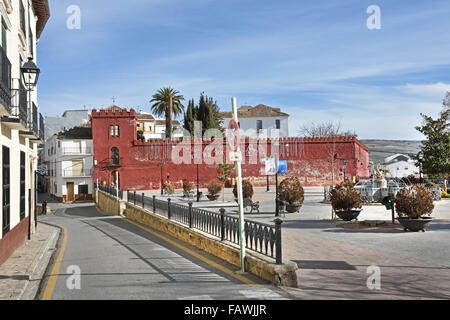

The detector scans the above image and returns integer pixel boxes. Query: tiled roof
[137,114,156,120]
[220,104,289,118]
[31,0,50,39]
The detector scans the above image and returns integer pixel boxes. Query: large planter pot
[397,217,432,232]
[285,203,302,213]
[207,194,220,201]
[335,209,362,221]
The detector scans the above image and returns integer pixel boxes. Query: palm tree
[150,87,185,140]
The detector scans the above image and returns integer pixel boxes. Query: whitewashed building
[383,154,419,178]
[220,104,290,138]
[137,112,183,140]
[45,125,94,202]
[0,0,50,265]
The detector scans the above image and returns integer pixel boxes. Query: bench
[235,198,260,214]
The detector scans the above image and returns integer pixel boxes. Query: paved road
[38,202,292,300]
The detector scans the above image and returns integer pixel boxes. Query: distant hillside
[360,140,422,164]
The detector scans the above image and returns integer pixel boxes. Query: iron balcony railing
[62,147,92,155]
[125,191,283,264]
[62,169,93,177]
[0,48,11,113]
[39,113,44,141]
[32,102,38,137]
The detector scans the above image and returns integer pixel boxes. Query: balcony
[62,169,93,178]
[0,48,12,116]
[62,147,93,155]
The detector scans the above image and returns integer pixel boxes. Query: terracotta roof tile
[220,104,289,118]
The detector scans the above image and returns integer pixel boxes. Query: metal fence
[97,184,123,199]
[126,191,282,264]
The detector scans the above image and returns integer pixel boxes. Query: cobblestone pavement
[0,223,60,300]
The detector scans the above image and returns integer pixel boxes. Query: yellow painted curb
[41,222,68,300]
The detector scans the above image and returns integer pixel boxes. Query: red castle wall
[91,108,370,190]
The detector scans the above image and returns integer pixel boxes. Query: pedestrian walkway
[0,223,60,300]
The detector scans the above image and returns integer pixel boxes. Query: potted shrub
[330,181,363,221]
[182,179,194,197]
[207,180,222,201]
[233,179,254,200]
[279,177,304,213]
[395,185,434,232]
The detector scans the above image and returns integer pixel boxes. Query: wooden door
[67,183,74,201]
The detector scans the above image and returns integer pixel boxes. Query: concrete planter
[397,217,433,232]
[207,194,220,201]
[335,209,362,221]
[286,203,302,213]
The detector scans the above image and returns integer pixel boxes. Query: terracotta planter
[397,217,432,232]
[335,209,362,221]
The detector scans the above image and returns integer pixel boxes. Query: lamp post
[157,161,164,195]
[21,57,40,238]
[21,57,40,131]
[273,141,280,217]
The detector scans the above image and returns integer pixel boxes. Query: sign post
[229,98,246,273]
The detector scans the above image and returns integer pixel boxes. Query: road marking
[239,288,288,300]
[41,222,68,300]
[124,218,259,286]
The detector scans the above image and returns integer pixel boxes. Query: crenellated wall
[91,108,370,190]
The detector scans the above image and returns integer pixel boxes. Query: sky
[36,0,450,140]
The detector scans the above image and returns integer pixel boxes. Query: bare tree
[298,120,358,219]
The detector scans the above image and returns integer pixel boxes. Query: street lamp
[273,141,280,217]
[157,161,164,195]
[191,154,200,202]
[21,58,40,239]
[21,57,40,130]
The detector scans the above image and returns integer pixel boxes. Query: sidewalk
[0,222,60,300]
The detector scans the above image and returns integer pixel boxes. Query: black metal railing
[32,102,38,137]
[39,113,44,141]
[97,184,123,200]
[125,191,282,264]
[0,48,11,112]
[19,82,27,127]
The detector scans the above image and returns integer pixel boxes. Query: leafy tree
[150,87,185,140]
[183,99,196,135]
[414,92,450,182]
[137,130,145,142]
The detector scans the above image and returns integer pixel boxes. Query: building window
[20,151,25,221]
[110,125,120,137]
[78,185,89,195]
[2,146,10,237]
[257,120,263,131]
[276,120,281,130]
[111,147,119,165]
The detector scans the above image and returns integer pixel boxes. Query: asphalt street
[37,202,292,300]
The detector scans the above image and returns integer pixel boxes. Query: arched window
[111,147,119,165]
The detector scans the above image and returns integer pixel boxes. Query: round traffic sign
[227,120,240,151]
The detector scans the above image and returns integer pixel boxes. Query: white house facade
[44,125,94,202]
[383,154,419,178]
[0,0,50,265]
[137,112,183,140]
[220,104,290,138]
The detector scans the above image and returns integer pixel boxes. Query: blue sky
[37,0,450,140]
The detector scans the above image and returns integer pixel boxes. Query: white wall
[222,117,289,138]
[386,160,419,178]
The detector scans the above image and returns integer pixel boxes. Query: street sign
[265,156,277,175]
[229,151,242,162]
[227,119,240,152]
[277,160,288,174]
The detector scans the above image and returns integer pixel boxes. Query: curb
[17,223,61,300]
